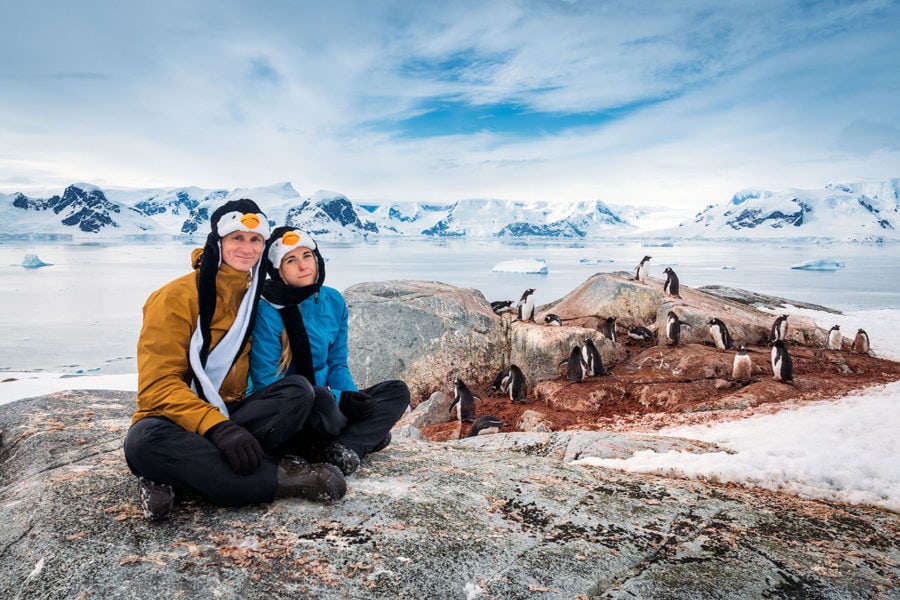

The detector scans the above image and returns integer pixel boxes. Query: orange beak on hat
[240,213,261,229]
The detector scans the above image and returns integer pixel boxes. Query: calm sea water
[1,238,898,374]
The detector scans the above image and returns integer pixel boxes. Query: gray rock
[1,392,897,599]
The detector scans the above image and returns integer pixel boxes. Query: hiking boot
[275,456,347,503]
[139,477,174,521]
[370,432,392,454]
[310,440,361,476]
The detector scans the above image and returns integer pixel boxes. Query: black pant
[300,380,410,459]
[123,375,314,507]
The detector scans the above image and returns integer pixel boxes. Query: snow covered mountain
[2,178,898,242]
[1,182,635,241]
[653,179,900,242]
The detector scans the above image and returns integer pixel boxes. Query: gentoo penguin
[732,345,752,382]
[449,377,482,422]
[627,325,654,342]
[599,316,617,343]
[516,288,536,322]
[467,415,507,437]
[490,300,514,315]
[708,318,734,351]
[505,364,528,402]
[852,328,870,354]
[581,337,607,377]
[771,340,794,383]
[544,313,563,326]
[563,345,587,382]
[826,325,842,350]
[491,368,510,395]
[662,267,681,299]
[665,311,686,345]
[770,314,789,342]
[634,255,651,284]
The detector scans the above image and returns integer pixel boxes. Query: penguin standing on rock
[516,288,536,322]
[628,325,654,342]
[663,267,682,299]
[852,328,870,354]
[581,337,607,376]
[467,415,507,437]
[732,346,752,382]
[449,377,482,422]
[708,318,734,351]
[634,255,651,284]
[600,316,617,343]
[826,325,842,350]
[771,340,794,383]
[770,314,789,342]
[544,313,562,326]
[562,346,587,382]
[506,364,528,402]
[665,311,687,345]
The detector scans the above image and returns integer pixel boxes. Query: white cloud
[0,0,898,208]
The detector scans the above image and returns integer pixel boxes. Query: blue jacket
[248,286,357,401]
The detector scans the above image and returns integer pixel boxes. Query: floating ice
[492,259,548,274]
[21,253,52,268]
[579,258,613,264]
[721,265,736,270]
[790,258,845,271]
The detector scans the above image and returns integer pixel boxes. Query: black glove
[206,420,264,476]
[339,391,376,422]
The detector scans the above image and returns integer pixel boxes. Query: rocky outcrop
[345,275,836,405]
[1,391,897,599]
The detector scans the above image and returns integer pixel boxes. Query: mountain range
[1,178,898,242]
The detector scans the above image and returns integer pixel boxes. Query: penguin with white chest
[708,318,734,351]
[600,316,617,343]
[581,337,607,377]
[516,288,536,322]
[490,300,514,315]
[663,267,682,299]
[826,325,842,350]
[732,345,752,382]
[665,311,687,345]
[449,377,482,422]
[852,328,870,354]
[770,314,789,342]
[506,364,528,402]
[628,325,654,342]
[771,340,794,383]
[634,255,651,284]
[544,313,562,326]
[467,415,507,437]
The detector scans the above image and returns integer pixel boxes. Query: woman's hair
[276,330,292,377]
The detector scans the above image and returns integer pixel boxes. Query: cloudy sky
[1,0,898,211]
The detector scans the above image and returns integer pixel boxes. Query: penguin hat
[196,198,271,366]
[266,226,327,288]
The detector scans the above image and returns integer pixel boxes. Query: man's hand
[206,420,264,475]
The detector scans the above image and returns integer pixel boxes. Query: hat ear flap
[196,234,220,365]
[314,248,326,286]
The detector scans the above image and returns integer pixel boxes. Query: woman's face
[220,231,265,272]
[279,246,318,287]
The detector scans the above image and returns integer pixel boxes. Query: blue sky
[1,0,898,211]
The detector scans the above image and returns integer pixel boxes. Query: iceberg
[21,253,52,268]
[492,259,549,274]
[790,258,845,271]
[721,265,736,270]
[579,258,614,264]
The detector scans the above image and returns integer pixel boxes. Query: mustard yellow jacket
[131,248,254,435]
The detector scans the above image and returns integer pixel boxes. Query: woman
[124,199,346,521]
[250,226,410,475]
